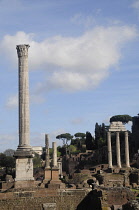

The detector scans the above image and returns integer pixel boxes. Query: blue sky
[0,0,139,152]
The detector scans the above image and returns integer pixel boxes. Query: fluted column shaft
[52,142,57,167]
[45,134,50,168]
[116,132,121,168]
[107,132,113,168]
[125,131,130,167]
[16,45,30,148]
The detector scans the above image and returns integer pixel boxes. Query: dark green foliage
[85,131,94,150]
[56,133,73,155]
[56,133,73,145]
[3,149,15,156]
[72,132,86,152]
[95,123,107,149]
[74,133,86,139]
[0,153,15,172]
[57,146,66,156]
[33,153,41,168]
[110,115,132,124]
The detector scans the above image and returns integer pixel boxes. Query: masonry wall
[0,187,136,210]
[0,188,88,210]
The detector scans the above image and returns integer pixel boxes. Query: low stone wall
[0,186,136,210]
[0,188,88,210]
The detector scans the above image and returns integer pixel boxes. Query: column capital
[16,44,30,57]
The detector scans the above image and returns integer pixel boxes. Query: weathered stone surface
[0,188,87,210]
[16,44,31,150]
[52,142,57,167]
[14,45,34,185]
[45,134,50,168]
[15,158,34,182]
[109,121,126,132]
[43,203,56,210]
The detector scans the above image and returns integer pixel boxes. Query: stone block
[44,168,51,183]
[15,157,34,182]
[51,168,59,181]
[14,180,35,189]
[42,203,56,210]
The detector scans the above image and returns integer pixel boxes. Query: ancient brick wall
[0,188,88,210]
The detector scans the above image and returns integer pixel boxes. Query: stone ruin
[107,121,130,170]
[0,45,139,209]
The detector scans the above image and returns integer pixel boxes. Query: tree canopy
[56,133,73,145]
[110,115,132,124]
[95,123,107,149]
[74,133,86,139]
[86,131,94,150]
[0,153,15,172]
[3,149,15,156]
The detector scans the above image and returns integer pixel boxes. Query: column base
[15,157,34,186]
[14,180,35,189]
[14,148,34,158]
[43,167,51,184]
[46,167,65,189]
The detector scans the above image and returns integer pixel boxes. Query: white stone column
[107,132,113,168]
[125,131,130,167]
[14,45,34,186]
[45,134,50,168]
[16,44,31,150]
[116,132,121,168]
[52,142,57,167]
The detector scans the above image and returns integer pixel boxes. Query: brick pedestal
[44,168,51,184]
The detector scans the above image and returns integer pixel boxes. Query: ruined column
[45,134,50,168]
[107,132,113,169]
[125,131,130,168]
[48,141,65,189]
[58,160,63,178]
[17,44,31,150]
[52,142,57,167]
[14,45,34,188]
[116,132,121,168]
[44,134,51,184]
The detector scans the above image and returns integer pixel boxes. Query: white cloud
[0,26,138,92]
[6,94,18,109]
[70,13,96,27]
[0,133,18,152]
[132,0,139,9]
[6,92,44,109]
[71,117,84,125]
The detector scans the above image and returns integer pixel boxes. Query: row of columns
[45,134,58,168]
[107,131,130,169]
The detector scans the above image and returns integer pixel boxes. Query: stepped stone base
[44,168,51,184]
[47,181,65,189]
[14,157,34,187]
[14,180,35,189]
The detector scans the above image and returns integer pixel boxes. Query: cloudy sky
[0,0,139,152]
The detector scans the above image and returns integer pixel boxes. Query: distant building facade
[32,146,43,155]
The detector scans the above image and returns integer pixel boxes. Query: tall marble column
[116,132,121,168]
[107,132,113,169]
[52,142,57,167]
[125,131,130,167]
[45,134,50,168]
[17,44,31,150]
[14,45,34,188]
